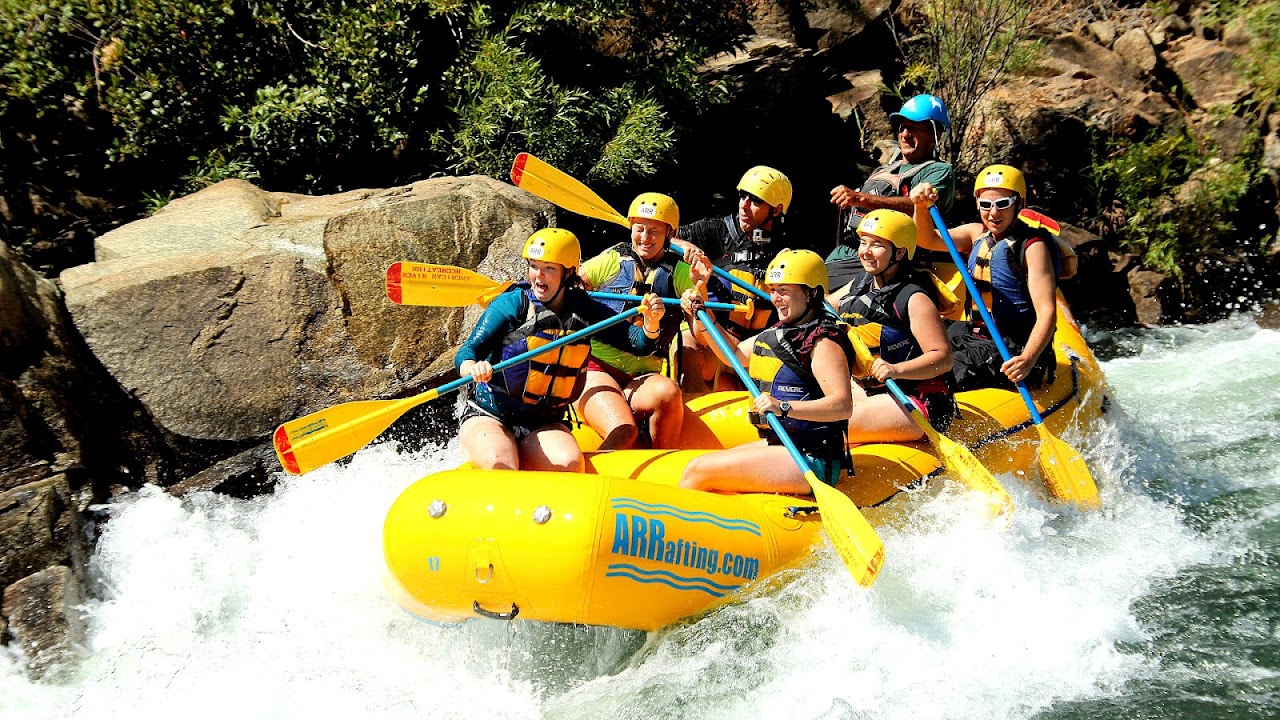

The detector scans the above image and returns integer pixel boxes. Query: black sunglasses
[977,196,1018,211]
[738,190,765,205]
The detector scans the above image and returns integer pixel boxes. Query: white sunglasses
[977,196,1018,211]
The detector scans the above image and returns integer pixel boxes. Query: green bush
[0,0,748,235]
[1093,128,1257,277]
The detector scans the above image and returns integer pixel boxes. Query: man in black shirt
[674,166,792,392]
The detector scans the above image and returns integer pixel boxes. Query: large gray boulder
[60,176,554,444]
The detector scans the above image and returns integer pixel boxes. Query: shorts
[946,321,1055,392]
[458,400,569,440]
[804,453,845,487]
[867,385,958,434]
[585,357,663,392]
[764,430,851,487]
[913,392,958,433]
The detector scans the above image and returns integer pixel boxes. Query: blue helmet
[889,94,951,134]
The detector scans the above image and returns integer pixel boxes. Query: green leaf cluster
[1093,128,1257,277]
[0,0,748,221]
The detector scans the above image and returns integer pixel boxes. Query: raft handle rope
[473,601,520,621]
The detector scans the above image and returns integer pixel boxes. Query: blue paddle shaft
[589,292,739,311]
[929,206,1046,425]
[437,308,642,397]
[695,309,815,475]
[881,377,916,412]
[669,244,772,302]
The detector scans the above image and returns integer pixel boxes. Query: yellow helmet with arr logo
[765,249,828,293]
[858,209,918,259]
[522,228,581,271]
[973,164,1027,199]
[737,166,793,213]
[627,192,680,232]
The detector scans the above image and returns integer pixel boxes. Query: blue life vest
[837,273,949,396]
[747,314,856,449]
[967,226,1052,343]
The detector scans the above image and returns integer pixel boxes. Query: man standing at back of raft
[673,165,793,392]
[826,93,957,290]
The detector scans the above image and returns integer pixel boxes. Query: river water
[2,315,1277,719]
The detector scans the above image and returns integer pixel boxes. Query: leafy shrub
[0,0,748,259]
[1092,128,1257,277]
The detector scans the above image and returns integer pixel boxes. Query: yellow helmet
[765,249,828,293]
[973,164,1027,199]
[858,209,917,259]
[737,166,793,213]
[627,192,679,232]
[522,228,580,271]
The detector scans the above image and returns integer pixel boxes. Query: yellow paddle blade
[386,262,511,307]
[274,392,437,475]
[929,424,1014,520]
[807,474,885,587]
[510,153,630,228]
[1035,424,1101,509]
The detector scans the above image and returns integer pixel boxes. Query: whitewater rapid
[5,316,1277,719]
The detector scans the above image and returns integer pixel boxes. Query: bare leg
[846,381,926,443]
[625,374,684,449]
[574,370,638,450]
[460,415,520,470]
[519,425,584,472]
[679,327,710,394]
[679,443,812,494]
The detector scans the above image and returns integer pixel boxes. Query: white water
[7,319,1275,720]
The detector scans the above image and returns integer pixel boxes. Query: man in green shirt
[827,94,956,290]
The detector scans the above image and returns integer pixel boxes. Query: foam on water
[5,318,1274,719]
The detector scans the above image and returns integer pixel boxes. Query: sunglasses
[977,196,1018,211]
[738,190,765,205]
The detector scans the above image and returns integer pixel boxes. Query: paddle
[695,309,885,587]
[927,206,1100,509]
[386,261,745,311]
[880,375,1013,519]
[273,308,642,475]
[509,152,773,303]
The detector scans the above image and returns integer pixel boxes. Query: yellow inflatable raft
[383,299,1106,631]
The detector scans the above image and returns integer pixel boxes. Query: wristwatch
[779,401,791,418]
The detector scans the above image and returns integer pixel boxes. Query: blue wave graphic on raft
[610,498,761,536]
[605,563,742,597]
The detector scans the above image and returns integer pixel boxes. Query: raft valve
[533,505,552,524]
[428,500,447,518]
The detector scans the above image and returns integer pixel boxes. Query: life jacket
[967,212,1073,344]
[845,149,946,232]
[714,215,777,335]
[837,273,951,396]
[748,313,857,447]
[589,242,682,376]
[485,284,593,415]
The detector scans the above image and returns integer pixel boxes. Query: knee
[654,377,683,407]
[679,456,712,490]
[602,424,639,449]
[473,453,516,471]
[546,452,583,473]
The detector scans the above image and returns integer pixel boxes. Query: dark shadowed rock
[802,0,892,52]
[0,475,84,591]
[1127,266,1179,325]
